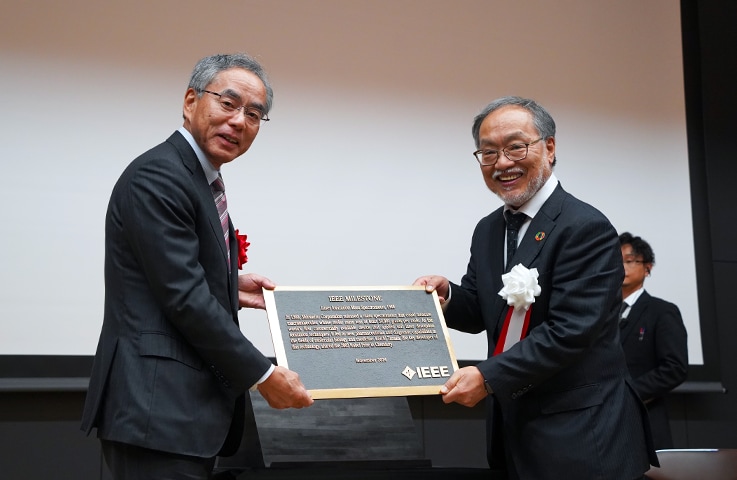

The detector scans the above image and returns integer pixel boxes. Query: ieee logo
[402,365,451,380]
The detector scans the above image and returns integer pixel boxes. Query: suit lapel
[492,185,565,334]
[167,131,235,302]
[512,214,556,271]
[508,184,565,272]
[621,291,651,341]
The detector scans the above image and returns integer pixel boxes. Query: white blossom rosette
[495,264,541,353]
[498,264,541,310]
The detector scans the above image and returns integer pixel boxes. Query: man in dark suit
[415,96,658,479]
[619,232,688,450]
[81,53,313,480]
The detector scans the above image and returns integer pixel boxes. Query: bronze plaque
[263,286,459,399]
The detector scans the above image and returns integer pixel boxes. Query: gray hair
[471,96,556,149]
[188,53,273,114]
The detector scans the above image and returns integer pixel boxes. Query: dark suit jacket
[620,290,688,449]
[81,131,273,458]
[445,183,658,480]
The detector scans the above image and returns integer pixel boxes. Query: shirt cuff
[249,364,275,391]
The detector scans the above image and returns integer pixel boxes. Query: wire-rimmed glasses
[473,137,543,166]
[201,89,270,126]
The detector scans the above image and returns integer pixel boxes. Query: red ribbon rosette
[234,229,250,270]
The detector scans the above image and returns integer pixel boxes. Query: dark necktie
[504,210,528,270]
[211,175,230,268]
[619,301,628,324]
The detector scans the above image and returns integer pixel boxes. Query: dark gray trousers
[101,440,216,480]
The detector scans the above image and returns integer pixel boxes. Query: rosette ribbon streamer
[494,264,541,355]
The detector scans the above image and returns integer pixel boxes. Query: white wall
[0,0,701,362]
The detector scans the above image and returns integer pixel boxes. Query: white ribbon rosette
[495,264,541,354]
[498,264,541,310]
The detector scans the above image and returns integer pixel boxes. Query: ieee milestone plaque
[263,286,459,399]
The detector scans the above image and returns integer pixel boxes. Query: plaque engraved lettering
[264,286,459,399]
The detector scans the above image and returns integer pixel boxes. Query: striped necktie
[211,175,230,268]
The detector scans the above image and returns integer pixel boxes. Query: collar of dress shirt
[505,173,559,219]
[178,126,220,185]
[503,173,559,242]
[621,287,645,319]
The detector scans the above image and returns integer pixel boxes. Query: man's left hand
[238,273,276,309]
[440,366,488,407]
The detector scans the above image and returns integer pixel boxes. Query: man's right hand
[412,275,450,304]
[257,365,314,409]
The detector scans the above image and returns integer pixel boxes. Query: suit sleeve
[444,231,486,335]
[119,158,271,393]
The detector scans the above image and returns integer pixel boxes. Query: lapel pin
[535,232,546,241]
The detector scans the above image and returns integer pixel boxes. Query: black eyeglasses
[473,137,543,166]
[200,90,270,126]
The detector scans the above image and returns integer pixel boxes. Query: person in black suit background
[81,53,313,480]
[619,232,688,450]
[414,96,657,479]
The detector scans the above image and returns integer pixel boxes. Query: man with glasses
[81,53,313,480]
[415,96,657,479]
[619,231,688,450]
